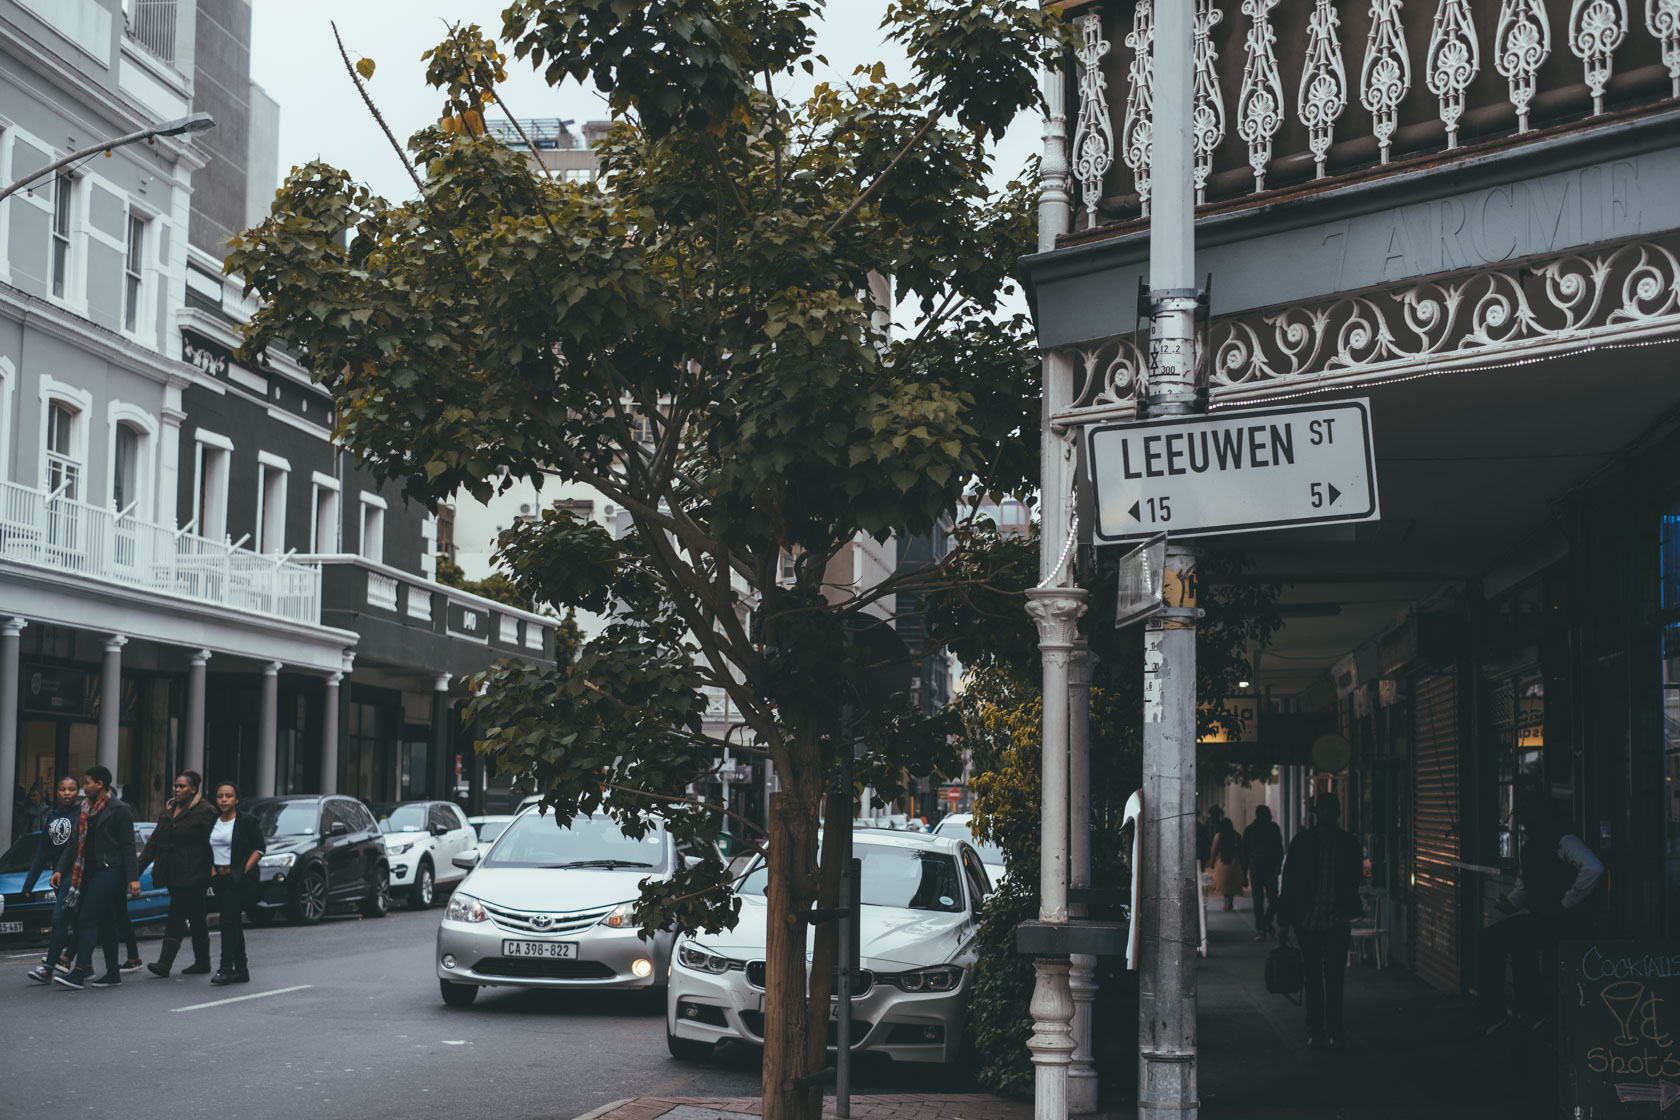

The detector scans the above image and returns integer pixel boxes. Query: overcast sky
[249,0,1041,207]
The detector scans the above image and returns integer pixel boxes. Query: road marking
[171,984,313,1012]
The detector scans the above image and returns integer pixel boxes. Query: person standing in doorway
[1210,816,1245,911]
[1276,791,1363,1052]
[50,766,140,990]
[1245,805,1285,940]
[207,781,265,985]
[23,776,81,984]
[139,770,217,977]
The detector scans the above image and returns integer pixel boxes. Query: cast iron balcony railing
[124,0,177,64]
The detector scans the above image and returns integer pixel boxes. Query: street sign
[1115,533,1167,630]
[1083,398,1379,544]
[945,788,963,803]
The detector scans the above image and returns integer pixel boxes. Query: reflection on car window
[382,804,428,833]
[0,833,38,873]
[475,819,511,842]
[252,800,321,839]
[483,813,668,870]
[737,845,964,913]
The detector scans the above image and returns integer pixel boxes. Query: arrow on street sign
[1615,1082,1680,1110]
[1083,398,1380,544]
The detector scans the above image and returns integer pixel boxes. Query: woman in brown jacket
[139,770,218,976]
[1210,817,1246,911]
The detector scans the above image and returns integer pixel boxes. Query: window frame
[254,451,291,554]
[190,429,234,541]
[38,377,93,503]
[358,492,387,564]
[104,401,158,519]
[310,471,341,553]
[122,208,147,335]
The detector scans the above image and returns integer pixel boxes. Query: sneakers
[89,974,122,988]
[120,958,144,973]
[26,965,52,985]
[53,969,88,990]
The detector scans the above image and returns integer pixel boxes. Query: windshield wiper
[542,859,656,869]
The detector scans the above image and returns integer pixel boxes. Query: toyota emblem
[531,915,553,929]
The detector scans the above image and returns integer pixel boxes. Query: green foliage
[966,871,1040,1099]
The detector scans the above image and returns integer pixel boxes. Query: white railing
[367,571,400,611]
[0,481,321,625]
[406,586,434,622]
[124,0,177,63]
[499,614,520,644]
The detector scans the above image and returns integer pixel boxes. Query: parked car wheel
[289,868,328,924]
[410,861,435,909]
[440,979,478,1008]
[666,1027,713,1061]
[360,866,390,918]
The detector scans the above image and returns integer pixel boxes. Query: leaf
[356,57,376,80]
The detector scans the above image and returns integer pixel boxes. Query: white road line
[171,984,313,1012]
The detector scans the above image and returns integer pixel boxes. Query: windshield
[483,813,668,870]
[740,842,965,913]
[379,804,428,833]
[0,833,37,874]
[250,800,320,839]
[474,819,512,843]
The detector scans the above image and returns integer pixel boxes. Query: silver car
[435,810,679,1007]
[666,831,991,1064]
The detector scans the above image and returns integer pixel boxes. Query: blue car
[0,824,170,941]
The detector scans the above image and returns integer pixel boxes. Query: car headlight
[598,902,636,929]
[259,853,296,869]
[883,965,965,993]
[676,942,745,975]
[386,841,415,856]
[445,893,488,923]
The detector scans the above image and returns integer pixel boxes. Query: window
[359,493,386,563]
[255,453,290,553]
[50,175,73,299]
[45,402,81,500]
[123,213,145,333]
[192,431,233,541]
[111,423,140,513]
[311,472,341,552]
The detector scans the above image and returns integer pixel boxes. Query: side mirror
[451,850,481,871]
[431,824,450,837]
[329,821,348,837]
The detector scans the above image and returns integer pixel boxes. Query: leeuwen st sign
[1083,399,1379,544]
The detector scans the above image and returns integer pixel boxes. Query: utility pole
[1137,1,1201,1117]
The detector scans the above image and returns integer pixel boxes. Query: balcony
[0,480,322,625]
[123,0,176,64]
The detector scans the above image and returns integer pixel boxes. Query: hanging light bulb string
[1038,512,1080,589]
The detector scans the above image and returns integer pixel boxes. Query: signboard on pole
[1115,533,1168,630]
[1083,399,1379,544]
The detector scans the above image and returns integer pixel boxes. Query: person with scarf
[23,776,82,984]
[139,769,217,977]
[49,766,139,990]
[208,781,265,985]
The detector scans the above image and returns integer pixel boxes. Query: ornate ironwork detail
[1069,334,1149,412]
[1426,0,1480,147]
[1496,0,1553,131]
[1237,0,1285,191]
[1361,0,1413,164]
[1121,0,1155,218]
[1569,0,1628,113]
[1193,0,1226,203]
[1649,0,1680,98]
[1072,12,1115,227]
[1299,0,1348,178]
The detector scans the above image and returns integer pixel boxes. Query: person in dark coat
[1275,791,1363,1051]
[24,776,81,984]
[1210,817,1245,910]
[139,770,218,977]
[50,766,140,989]
[208,781,266,985]
[1244,804,1285,940]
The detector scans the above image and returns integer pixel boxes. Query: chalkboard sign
[1561,941,1680,1116]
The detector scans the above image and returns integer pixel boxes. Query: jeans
[1298,926,1352,1038]
[1250,865,1279,931]
[214,877,247,966]
[43,882,78,968]
[163,883,209,945]
[71,867,124,977]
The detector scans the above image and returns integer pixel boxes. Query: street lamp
[0,112,214,203]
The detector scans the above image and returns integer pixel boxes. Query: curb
[569,1100,633,1120]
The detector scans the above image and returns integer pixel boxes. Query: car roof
[246,794,325,803]
[849,829,965,855]
[468,814,513,823]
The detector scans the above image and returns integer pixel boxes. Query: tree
[226,4,1069,1117]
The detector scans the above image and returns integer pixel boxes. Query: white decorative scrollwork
[1072,13,1115,228]
[1569,0,1628,114]
[1237,0,1285,191]
[1193,0,1226,203]
[1496,0,1552,132]
[1426,0,1480,147]
[1299,0,1347,178]
[1121,0,1155,218]
[1361,0,1412,164]
[1069,334,1148,412]
[1649,0,1680,98]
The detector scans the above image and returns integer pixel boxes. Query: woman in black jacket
[140,770,218,977]
[207,781,265,985]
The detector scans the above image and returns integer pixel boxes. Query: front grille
[743,960,873,996]
[473,957,618,980]
[482,900,613,935]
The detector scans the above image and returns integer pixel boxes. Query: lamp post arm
[0,113,213,203]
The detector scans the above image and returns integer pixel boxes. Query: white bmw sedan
[666,831,992,1065]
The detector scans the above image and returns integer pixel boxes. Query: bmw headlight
[884,965,965,993]
[386,841,415,856]
[598,902,636,929]
[445,893,488,924]
[259,852,296,870]
[676,942,745,975]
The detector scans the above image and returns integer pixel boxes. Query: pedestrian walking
[20,785,51,837]
[139,769,217,977]
[1210,816,1244,911]
[50,766,140,990]
[24,776,81,984]
[1275,791,1363,1052]
[207,781,265,985]
[1478,811,1602,1035]
[1244,804,1285,940]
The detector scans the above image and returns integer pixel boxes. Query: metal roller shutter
[1411,672,1461,992]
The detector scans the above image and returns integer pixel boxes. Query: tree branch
[824,111,939,239]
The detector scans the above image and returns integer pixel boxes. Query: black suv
[245,795,390,924]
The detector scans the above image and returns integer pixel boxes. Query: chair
[1348,887,1388,968]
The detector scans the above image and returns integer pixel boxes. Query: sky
[249,0,1042,207]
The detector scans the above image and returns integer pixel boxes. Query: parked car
[371,800,478,909]
[931,812,1007,885]
[0,823,169,941]
[245,795,390,924]
[435,809,691,1008]
[665,830,992,1064]
[467,815,515,861]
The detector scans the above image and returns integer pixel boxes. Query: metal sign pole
[1138,0,1200,1116]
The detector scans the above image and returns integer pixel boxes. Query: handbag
[1265,929,1304,1006]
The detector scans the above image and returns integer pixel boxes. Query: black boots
[232,958,250,984]
[210,958,250,986]
[181,929,212,975]
[146,938,181,977]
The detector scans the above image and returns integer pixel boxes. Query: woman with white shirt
[207,781,265,985]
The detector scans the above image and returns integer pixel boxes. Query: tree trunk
[763,774,821,1120]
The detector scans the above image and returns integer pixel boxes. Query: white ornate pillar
[184,649,210,775]
[98,636,127,780]
[257,661,281,797]
[0,618,26,843]
[1066,642,1098,1114]
[431,672,454,799]
[320,669,343,794]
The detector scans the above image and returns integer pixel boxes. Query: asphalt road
[3,903,976,1119]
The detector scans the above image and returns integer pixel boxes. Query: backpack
[1265,931,1303,1006]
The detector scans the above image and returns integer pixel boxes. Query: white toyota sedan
[666,830,992,1065]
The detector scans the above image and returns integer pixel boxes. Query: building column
[257,661,281,797]
[320,670,343,795]
[1067,642,1099,1115]
[99,636,127,782]
[431,673,453,799]
[0,618,26,844]
[184,649,210,776]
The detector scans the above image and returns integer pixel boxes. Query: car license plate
[0,921,22,934]
[502,940,577,959]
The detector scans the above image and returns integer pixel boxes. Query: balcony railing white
[499,615,520,644]
[406,586,434,622]
[367,572,400,611]
[124,0,177,64]
[0,480,321,625]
